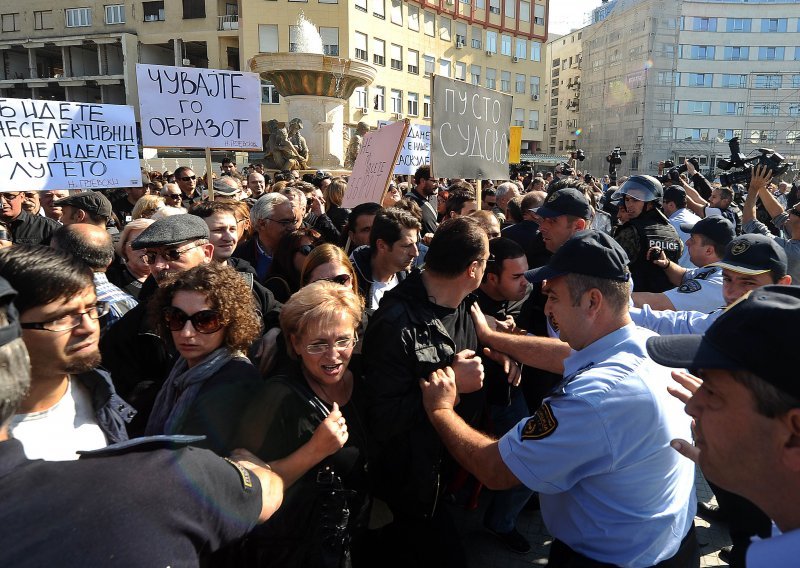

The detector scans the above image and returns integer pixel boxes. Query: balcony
[218,14,238,31]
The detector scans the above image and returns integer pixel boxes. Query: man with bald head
[51,224,137,331]
[247,172,267,199]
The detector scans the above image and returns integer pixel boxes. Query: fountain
[249,14,376,170]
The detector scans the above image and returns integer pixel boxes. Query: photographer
[742,165,800,282]
[679,160,741,233]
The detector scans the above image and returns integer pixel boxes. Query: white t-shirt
[9,377,108,461]
[370,275,398,310]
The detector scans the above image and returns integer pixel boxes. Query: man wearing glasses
[0,245,134,460]
[0,191,60,246]
[159,182,184,208]
[742,165,800,282]
[100,214,214,434]
[233,193,297,283]
[174,166,202,206]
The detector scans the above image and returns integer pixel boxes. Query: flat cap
[54,192,112,219]
[130,214,209,250]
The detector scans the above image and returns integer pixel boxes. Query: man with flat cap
[632,216,734,312]
[100,214,214,434]
[421,230,699,567]
[0,275,284,566]
[647,285,800,566]
[56,191,119,242]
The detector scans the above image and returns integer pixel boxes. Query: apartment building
[0,0,549,157]
[577,0,800,179]
[545,27,584,155]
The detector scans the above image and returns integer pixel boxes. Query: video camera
[606,146,626,185]
[718,137,790,187]
[571,149,586,162]
[658,157,700,185]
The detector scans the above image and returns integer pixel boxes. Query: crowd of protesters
[0,154,798,567]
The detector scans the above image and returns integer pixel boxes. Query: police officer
[0,276,283,566]
[612,175,683,293]
[421,231,699,567]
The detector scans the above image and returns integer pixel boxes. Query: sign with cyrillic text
[342,120,408,209]
[136,63,262,150]
[378,120,431,175]
[0,98,141,191]
[431,75,512,180]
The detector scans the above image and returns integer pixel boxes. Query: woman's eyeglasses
[319,274,351,286]
[305,334,358,355]
[162,306,224,334]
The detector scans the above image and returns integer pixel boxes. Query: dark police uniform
[615,208,683,292]
[0,436,262,567]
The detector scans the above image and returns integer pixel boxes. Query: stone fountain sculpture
[250,14,377,170]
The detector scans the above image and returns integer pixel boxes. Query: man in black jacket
[1,191,60,245]
[406,165,439,237]
[363,217,518,567]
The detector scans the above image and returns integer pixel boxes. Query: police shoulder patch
[223,457,254,490]
[521,402,559,440]
[678,280,702,293]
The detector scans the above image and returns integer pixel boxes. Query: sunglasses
[162,306,224,334]
[140,243,202,265]
[165,193,183,199]
[319,274,351,286]
[0,192,22,201]
[179,175,197,182]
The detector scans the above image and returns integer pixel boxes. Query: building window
[471,64,481,86]
[489,0,500,15]
[684,101,711,115]
[374,86,385,111]
[519,1,530,22]
[355,0,367,12]
[182,0,205,19]
[408,5,419,31]
[515,40,526,60]
[754,74,781,89]
[1,12,19,31]
[501,71,511,92]
[66,7,92,27]
[486,31,497,53]
[752,103,780,116]
[789,104,800,117]
[501,35,512,56]
[354,32,367,61]
[723,46,749,61]
[720,102,744,115]
[440,17,451,41]
[354,87,368,109]
[471,27,482,49]
[793,75,800,88]
[515,73,526,93]
[692,17,717,32]
[681,45,715,60]
[423,95,431,119]
[758,47,785,61]
[455,22,467,47]
[505,0,515,19]
[289,26,300,51]
[34,10,53,30]
[407,92,419,116]
[686,73,712,87]
[795,47,800,61]
[424,11,435,36]
[716,129,742,142]
[408,49,419,74]
[787,131,800,144]
[530,76,540,97]
[486,68,496,89]
[530,41,541,61]
[721,74,746,88]
[261,80,280,104]
[105,4,125,24]
[390,44,402,70]
[390,0,402,25]
[143,2,165,22]
[761,18,787,33]
[373,38,385,66]
[726,18,751,32]
[439,58,450,78]
[390,89,402,114]
[373,0,385,19]
[529,110,539,130]
[455,61,466,81]
[320,27,339,56]
[259,24,279,52]
[534,4,545,25]
[423,55,435,77]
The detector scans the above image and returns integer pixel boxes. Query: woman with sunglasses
[110,218,154,299]
[299,243,358,291]
[264,227,322,302]
[145,263,263,455]
[236,282,372,567]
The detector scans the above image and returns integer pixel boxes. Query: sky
[548,0,603,36]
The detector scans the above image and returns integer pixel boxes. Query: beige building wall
[546,28,584,156]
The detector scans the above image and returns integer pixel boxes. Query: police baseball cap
[646,285,800,400]
[679,216,735,247]
[54,192,113,219]
[131,214,210,250]
[0,275,21,348]
[524,230,630,283]
[532,188,591,219]
[710,234,788,277]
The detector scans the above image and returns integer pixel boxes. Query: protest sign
[136,63,262,150]
[0,98,141,191]
[378,120,430,175]
[342,120,408,209]
[431,75,512,180]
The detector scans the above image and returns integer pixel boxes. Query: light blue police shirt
[668,208,701,269]
[663,266,723,313]
[630,305,721,335]
[747,525,800,567]
[498,323,696,567]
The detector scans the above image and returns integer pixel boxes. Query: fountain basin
[249,53,376,100]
